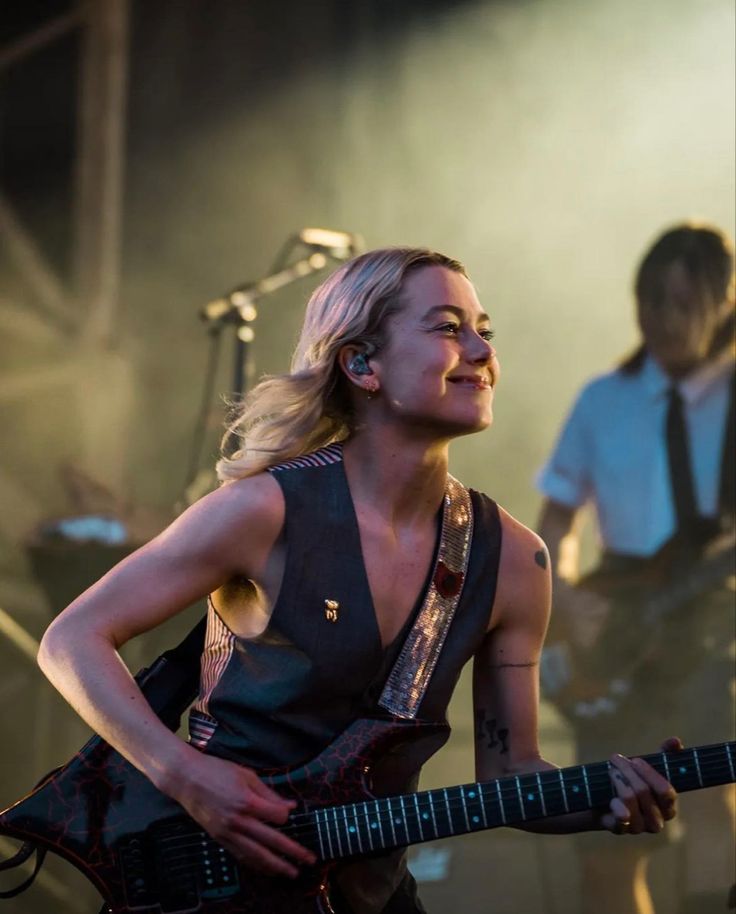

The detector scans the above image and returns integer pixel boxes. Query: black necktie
[666,385,698,533]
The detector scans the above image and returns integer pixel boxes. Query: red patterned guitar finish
[1,717,734,913]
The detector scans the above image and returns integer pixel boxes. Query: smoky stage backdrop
[0,1,733,912]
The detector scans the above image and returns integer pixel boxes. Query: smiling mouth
[447,377,492,390]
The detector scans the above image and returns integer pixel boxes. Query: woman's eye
[479,329,496,341]
[437,323,460,333]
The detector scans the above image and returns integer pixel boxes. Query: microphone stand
[182,248,334,506]
[223,251,329,452]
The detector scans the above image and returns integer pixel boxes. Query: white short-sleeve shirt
[536,352,734,556]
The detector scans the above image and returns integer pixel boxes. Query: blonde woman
[39,249,678,914]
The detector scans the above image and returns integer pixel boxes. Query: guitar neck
[303,742,736,861]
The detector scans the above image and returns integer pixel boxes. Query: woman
[39,248,678,914]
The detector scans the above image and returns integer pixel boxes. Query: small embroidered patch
[324,599,340,622]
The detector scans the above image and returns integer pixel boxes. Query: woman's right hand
[165,747,317,879]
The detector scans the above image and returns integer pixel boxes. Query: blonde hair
[216,247,466,482]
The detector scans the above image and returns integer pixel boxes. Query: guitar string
[150,753,733,857]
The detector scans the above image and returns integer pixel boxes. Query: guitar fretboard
[290,742,735,861]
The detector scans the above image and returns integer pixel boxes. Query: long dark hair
[619,222,735,375]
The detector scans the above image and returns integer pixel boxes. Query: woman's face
[370,265,499,437]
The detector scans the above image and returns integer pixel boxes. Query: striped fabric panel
[268,441,343,473]
[190,600,237,741]
[188,711,218,750]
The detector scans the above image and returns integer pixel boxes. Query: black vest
[189,447,502,775]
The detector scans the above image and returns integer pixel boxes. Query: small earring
[366,382,378,400]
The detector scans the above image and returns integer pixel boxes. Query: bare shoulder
[498,506,549,576]
[157,471,285,577]
[489,506,551,633]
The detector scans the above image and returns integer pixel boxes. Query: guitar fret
[476,784,488,828]
[692,748,703,787]
[515,776,526,820]
[535,773,547,817]
[350,804,363,854]
[459,787,471,832]
[331,806,344,858]
[557,769,569,813]
[727,744,735,781]
[321,808,334,859]
[582,766,592,805]
[385,797,398,848]
[413,794,425,840]
[374,800,386,849]
[363,801,374,852]
[495,779,507,824]
[341,806,353,856]
[442,787,454,836]
[427,791,439,837]
[392,796,409,846]
[315,811,326,860]
[399,796,409,844]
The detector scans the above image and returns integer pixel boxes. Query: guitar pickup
[197,839,240,900]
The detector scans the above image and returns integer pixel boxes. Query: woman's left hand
[600,736,682,835]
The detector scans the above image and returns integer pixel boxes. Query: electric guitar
[1,714,734,913]
[540,529,736,723]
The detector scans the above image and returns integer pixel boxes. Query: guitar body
[541,530,736,724]
[0,717,447,914]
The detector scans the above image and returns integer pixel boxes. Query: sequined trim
[378,475,473,720]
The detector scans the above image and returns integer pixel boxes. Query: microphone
[297,227,362,260]
[200,228,362,323]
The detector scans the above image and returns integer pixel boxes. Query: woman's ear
[338,344,380,397]
[338,345,373,380]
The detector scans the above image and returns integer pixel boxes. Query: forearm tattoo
[490,661,538,669]
[475,709,509,754]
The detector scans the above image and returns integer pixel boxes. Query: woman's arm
[473,508,677,835]
[37,473,315,876]
[537,497,610,649]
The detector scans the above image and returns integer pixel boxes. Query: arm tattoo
[534,549,547,570]
[475,709,509,754]
[490,661,538,669]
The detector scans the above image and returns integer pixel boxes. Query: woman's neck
[341,429,449,528]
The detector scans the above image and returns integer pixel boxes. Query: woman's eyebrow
[422,303,492,324]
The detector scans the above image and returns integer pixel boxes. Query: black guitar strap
[0,765,57,899]
[0,844,47,899]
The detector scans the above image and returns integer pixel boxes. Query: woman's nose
[468,334,494,363]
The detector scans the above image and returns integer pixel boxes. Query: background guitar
[540,529,736,723]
